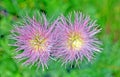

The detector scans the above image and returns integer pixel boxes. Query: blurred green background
[0,0,120,77]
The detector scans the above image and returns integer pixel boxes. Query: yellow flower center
[67,32,84,51]
[29,34,47,52]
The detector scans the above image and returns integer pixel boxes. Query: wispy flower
[11,14,57,70]
[52,12,102,66]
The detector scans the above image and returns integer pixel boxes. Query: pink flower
[52,12,102,66]
[11,14,57,70]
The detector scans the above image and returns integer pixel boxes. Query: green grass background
[0,0,120,77]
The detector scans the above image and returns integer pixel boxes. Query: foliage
[0,0,120,77]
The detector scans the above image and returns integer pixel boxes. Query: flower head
[11,14,57,70]
[52,12,102,66]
